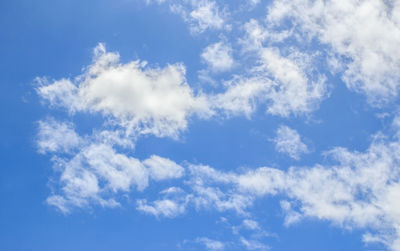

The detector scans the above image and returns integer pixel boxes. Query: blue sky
[1,0,400,250]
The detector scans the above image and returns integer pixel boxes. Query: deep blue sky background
[0,0,392,250]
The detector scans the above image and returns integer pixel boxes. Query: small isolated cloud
[201,41,234,72]
[273,125,309,160]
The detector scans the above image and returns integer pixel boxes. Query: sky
[1,0,400,250]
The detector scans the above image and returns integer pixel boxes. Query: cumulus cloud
[144,155,185,181]
[37,119,81,154]
[259,48,326,116]
[201,41,234,72]
[133,116,400,251]
[34,2,400,249]
[273,125,309,160]
[150,0,228,34]
[212,78,269,118]
[137,198,187,218]
[38,119,185,213]
[267,0,400,104]
[37,43,211,139]
[186,0,227,33]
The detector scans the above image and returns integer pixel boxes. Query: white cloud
[236,167,285,196]
[37,119,185,213]
[144,155,185,181]
[212,44,326,118]
[37,119,81,154]
[37,43,211,139]
[240,237,269,250]
[38,113,400,251]
[132,116,400,251]
[212,78,269,118]
[195,237,226,251]
[267,0,400,104]
[273,125,309,160]
[137,198,187,218]
[171,0,228,34]
[242,219,260,230]
[259,48,326,117]
[201,41,234,72]
[148,0,229,34]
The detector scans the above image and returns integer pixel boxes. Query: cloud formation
[267,0,400,104]
[37,43,211,139]
[34,1,400,250]
[273,125,309,160]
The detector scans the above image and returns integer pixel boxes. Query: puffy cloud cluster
[39,120,185,214]
[37,43,211,138]
[35,1,400,249]
[134,118,400,250]
[212,46,327,117]
[266,0,400,104]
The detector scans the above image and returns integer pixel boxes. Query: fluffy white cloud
[37,119,81,154]
[186,0,226,33]
[134,116,400,251]
[212,78,269,118]
[267,0,400,104]
[201,41,234,72]
[273,125,309,160]
[150,0,228,34]
[212,24,326,117]
[38,110,400,251]
[137,198,187,218]
[259,48,326,116]
[37,43,211,139]
[38,119,185,213]
[144,155,185,181]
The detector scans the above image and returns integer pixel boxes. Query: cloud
[240,237,269,251]
[242,219,260,230]
[37,105,400,251]
[33,4,400,248]
[212,78,269,118]
[201,41,234,73]
[150,0,229,34]
[144,155,185,181]
[273,125,309,160]
[37,119,81,154]
[186,0,227,33]
[38,119,185,213]
[258,48,326,117]
[137,198,187,218]
[211,33,326,118]
[195,237,226,251]
[133,116,400,251]
[37,43,211,139]
[267,0,400,104]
